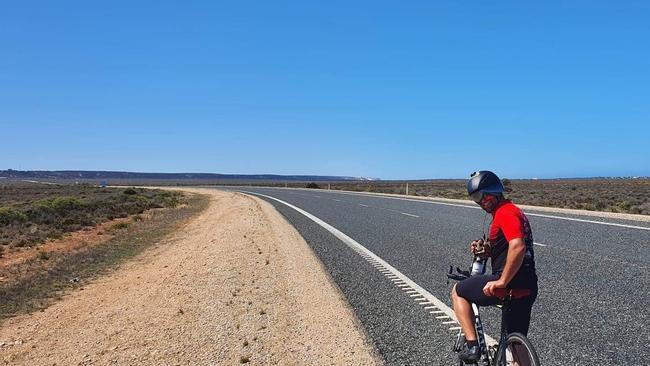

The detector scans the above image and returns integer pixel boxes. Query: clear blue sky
[1,1,648,179]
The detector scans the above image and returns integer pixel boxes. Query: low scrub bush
[112,222,129,230]
[0,185,186,248]
[0,207,28,225]
[123,188,138,195]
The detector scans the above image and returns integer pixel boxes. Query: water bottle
[470,238,487,276]
[471,256,487,276]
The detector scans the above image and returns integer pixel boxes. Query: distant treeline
[0,169,375,182]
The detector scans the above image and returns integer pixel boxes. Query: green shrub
[34,197,85,212]
[123,188,138,195]
[306,182,320,189]
[113,222,129,230]
[0,207,28,225]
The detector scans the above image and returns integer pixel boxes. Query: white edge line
[401,212,420,218]
[325,190,650,231]
[237,190,497,346]
[533,242,547,247]
[524,212,650,231]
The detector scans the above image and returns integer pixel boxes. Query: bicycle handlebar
[446,273,467,281]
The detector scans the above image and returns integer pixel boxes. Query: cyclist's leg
[453,275,500,340]
[505,274,538,336]
[451,284,477,341]
[504,281,538,363]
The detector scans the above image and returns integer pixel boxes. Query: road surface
[225,187,650,365]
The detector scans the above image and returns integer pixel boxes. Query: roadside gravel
[0,188,381,365]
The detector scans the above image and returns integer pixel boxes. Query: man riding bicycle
[450,171,539,364]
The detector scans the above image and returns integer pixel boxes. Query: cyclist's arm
[497,237,525,286]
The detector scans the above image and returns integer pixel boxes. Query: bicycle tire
[494,332,540,366]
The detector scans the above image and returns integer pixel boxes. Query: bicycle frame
[452,296,513,366]
[453,303,492,366]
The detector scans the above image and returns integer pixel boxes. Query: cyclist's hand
[483,280,506,297]
[470,239,484,255]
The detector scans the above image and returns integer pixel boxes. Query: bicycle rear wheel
[494,332,540,366]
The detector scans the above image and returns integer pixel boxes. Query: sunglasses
[470,191,485,203]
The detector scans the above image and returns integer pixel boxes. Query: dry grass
[0,183,183,248]
[0,191,208,321]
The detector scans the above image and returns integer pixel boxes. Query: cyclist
[450,170,539,363]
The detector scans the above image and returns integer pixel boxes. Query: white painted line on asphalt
[329,190,650,231]
[449,326,462,331]
[436,315,451,319]
[359,204,369,207]
[525,212,650,231]
[333,199,342,202]
[332,191,480,210]
[424,306,438,310]
[237,190,499,344]
[533,242,548,247]
[443,320,458,324]
[401,212,420,218]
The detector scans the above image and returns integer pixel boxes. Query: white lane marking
[332,191,479,210]
[533,242,548,247]
[238,190,496,345]
[401,212,420,218]
[525,212,650,231]
[333,199,342,202]
[327,190,650,231]
[359,203,369,207]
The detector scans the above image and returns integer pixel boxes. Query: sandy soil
[0,189,381,365]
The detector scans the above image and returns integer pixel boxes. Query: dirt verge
[0,188,381,365]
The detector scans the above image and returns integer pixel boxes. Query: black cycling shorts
[455,272,538,335]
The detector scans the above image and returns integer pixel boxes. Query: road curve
[222,187,650,366]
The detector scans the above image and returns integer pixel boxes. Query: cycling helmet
[467,170,504,203]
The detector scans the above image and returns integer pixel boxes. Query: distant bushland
[0,184,184,248]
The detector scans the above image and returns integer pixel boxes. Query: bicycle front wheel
[494,332,540,366]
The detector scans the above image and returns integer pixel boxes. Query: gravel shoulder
[0,188,381,365]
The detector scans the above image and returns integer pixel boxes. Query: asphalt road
[222,187,650,365]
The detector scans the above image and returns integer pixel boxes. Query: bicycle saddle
[493,288,532,300]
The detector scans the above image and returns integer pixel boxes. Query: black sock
[466,340,478,348]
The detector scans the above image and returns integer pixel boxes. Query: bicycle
[447,265,541,366]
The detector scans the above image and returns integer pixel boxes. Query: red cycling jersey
[488,200,536,275]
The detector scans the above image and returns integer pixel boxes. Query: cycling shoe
[458,343,481,364]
